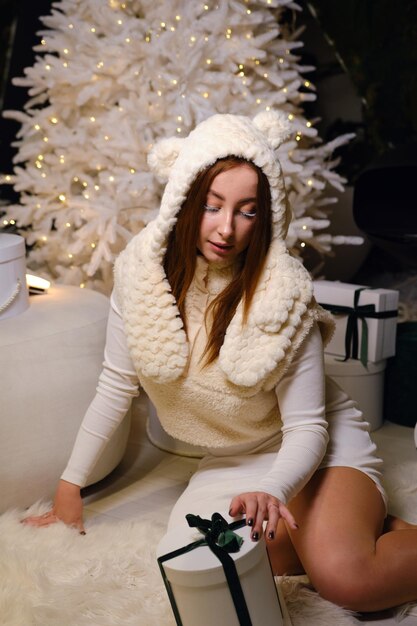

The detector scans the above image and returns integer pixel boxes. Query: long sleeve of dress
[258,323,329,504]
[61,294,140,487]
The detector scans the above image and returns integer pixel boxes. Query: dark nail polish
[79,531,86,535]
[247,518,254,527]
[268,531,275,540]
[252,531,259,541]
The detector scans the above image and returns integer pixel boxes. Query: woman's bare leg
[268,467,417,612]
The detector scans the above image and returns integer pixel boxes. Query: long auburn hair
[163,156,272,365]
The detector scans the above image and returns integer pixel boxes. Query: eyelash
[203,204,257,219]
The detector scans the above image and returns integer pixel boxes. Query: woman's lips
[209,241,234,253]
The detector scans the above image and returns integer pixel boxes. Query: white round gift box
[157,522,284,626]
[324,354,387,431]
[0,233,29,320]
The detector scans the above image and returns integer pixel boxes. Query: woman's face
[197,163,258,264]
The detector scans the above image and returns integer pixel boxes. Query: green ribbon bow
[186,512,244,552]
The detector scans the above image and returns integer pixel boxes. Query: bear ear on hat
[253,110,293,149]
[147,136,184,181]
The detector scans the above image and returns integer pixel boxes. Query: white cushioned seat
[0,285,131,513]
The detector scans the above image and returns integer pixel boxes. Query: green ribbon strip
[319,287,397,367]
[158,513,251,626]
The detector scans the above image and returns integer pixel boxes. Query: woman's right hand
[21,479,85,533]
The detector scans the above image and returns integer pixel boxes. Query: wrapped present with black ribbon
[156,512,288,626]
[313,280,399,365]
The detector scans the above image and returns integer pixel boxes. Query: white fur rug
[1,462,416,626]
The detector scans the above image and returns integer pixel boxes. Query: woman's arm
[230,323,328,539]
[23,293,139,529]
[259,322,328,503]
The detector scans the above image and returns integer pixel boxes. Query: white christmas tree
[1,0,358,293]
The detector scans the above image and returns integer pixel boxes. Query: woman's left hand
[229,491,298,542]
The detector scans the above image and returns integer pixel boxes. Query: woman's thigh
[282,466,386,605]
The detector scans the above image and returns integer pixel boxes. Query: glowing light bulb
[9,219,15,225]
[304,81,311,88]
[91,27,96,33]
[42,236,48,242]
[288,114,294,120]
[91,243,96,248]
[306,121,312,128]
[300,242,306,248]
[190,35,196,42]
[43,136,49,142]
[45,64,51,71]
[68,253,73,259]
[59,194,66,202]
[34,124,41,130]
[65,222,71,228]
[68,23,74,29]
[3,219,8,225]
[50,117,58,124]
[80,283,85,288]
[307,179,313,186]
[302,225,307,230]
[203,92,209,98]
[171,79,178,85]
[125,37,131,42]
[130,168,136,174]
[90,116,96,122]
[206,58,212,65]
[63,48,69,54]
[256,98,262,104]
[263,72,268,78]
[108,176,115,182]
[175,15,181,21]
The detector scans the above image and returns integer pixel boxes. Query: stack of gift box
[313,279,399,431]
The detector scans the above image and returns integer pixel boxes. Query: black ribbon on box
[158,512,252,626]
[319,287,398,366]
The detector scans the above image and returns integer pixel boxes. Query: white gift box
[313,280,399,364]
[157,517,286,626]
[0,233,29,321]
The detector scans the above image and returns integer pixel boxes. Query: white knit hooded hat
[114,111,331,387]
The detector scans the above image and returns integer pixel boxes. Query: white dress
[61,260,387,528]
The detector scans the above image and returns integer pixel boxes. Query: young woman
[24,111,417,613]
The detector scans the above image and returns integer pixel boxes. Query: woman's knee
[307,553,378,611]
